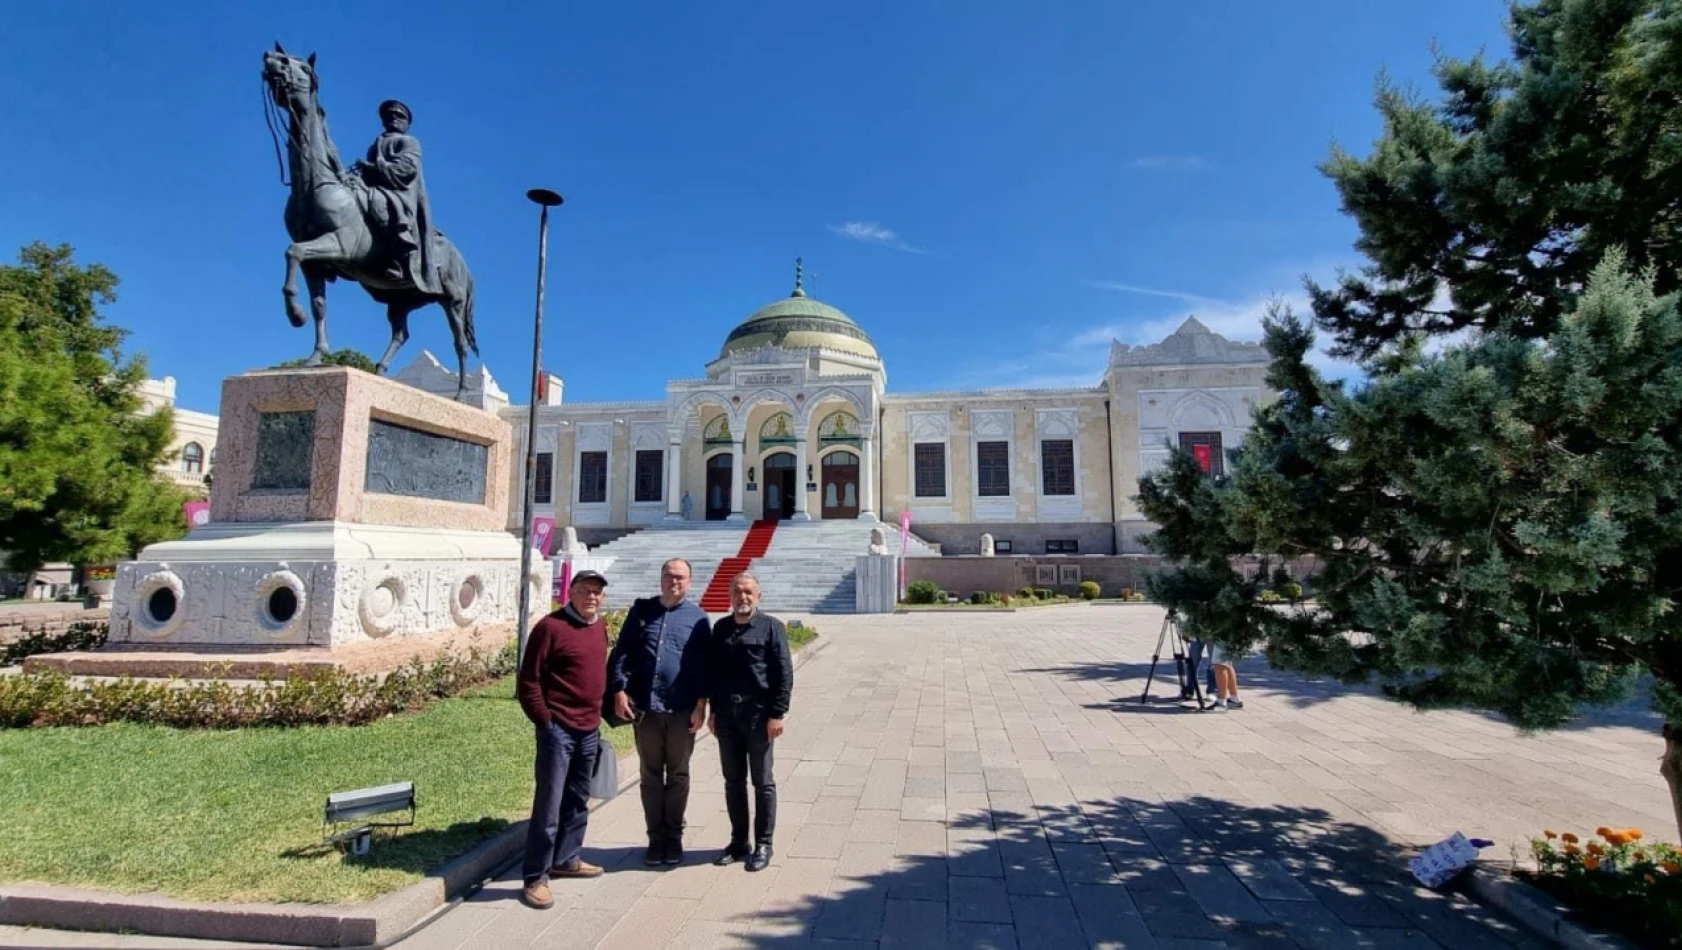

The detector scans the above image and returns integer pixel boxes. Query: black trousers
[634,711,696,843]
[714,698,776,847]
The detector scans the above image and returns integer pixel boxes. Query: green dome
[719,287,880,361]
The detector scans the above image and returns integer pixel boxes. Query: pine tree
[1138,0,1682,839]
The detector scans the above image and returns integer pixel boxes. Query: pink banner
[1192,444,1213,473]
[183,500,210,530]
[554,559,573,607]
[898,510,911,597]
[531,516,557,556]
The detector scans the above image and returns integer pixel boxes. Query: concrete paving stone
[999,836,1068,897]
[1262,899,1420,950]
[951,874,1015,923]
[905,776,947,797]
[949,835,1006,878]
[1171,864,1275,925]
[790,823,852,859]
[807,793,862,825]
[844,807,902,843]
[1209,920,1303,950]
[881,897,949,947]
[809,881,889,942]
[901,796,948,821]
[897,818,952,855]
[1068,882,1157,949]
[1132,889,1231,941]
[1009,894,1089,950]
[1045,839,1118,884]
[664,918,759,949]
[949,921,1022,950]
[1224,859,1316,903]
[836,840,899,880]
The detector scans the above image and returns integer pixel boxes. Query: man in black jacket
[607,558,711,866]
[706,572,793,872]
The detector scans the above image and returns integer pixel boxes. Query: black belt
[725,693,765,705]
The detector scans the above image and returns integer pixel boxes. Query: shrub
[1034,587,1054,601]
[0,639,518,730]
[1078,581,1101,600]
[988,591,1007,605]
[1526,827,1681,947]
[905,580,943,605]
[1,621,109,667]
[969,591,989,605]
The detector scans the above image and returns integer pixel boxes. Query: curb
[1460,865,1640,950]
[0,634,829,948]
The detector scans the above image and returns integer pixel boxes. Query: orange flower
[1596,826,1613,838]
[1543,829,1559,840]
[1564,844,1582,856]
[1583,855,1601,871]
[1604,832,1629,847]
[1586,842,1605,856]
[1561,833,1580,844]
[1663,861,1680,875]
[1625,828,1644,841]
[1634,850,1647,862]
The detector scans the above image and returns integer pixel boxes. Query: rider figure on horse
[349,99,442,296]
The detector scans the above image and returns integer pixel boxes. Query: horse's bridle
[260,59,311,187]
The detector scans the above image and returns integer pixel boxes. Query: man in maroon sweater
[516,570,610,909]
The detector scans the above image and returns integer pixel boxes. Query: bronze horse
[261,44,478,398]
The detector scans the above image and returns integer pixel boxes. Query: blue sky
[1,1,1511,412]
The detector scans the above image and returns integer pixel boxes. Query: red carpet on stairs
[699,520,778,612]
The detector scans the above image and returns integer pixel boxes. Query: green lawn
[0,678,635,905]
[0,626,817,906]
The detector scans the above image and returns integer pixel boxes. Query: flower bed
[1523,827,1681,948]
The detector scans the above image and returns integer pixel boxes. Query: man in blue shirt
[608,557,712,866]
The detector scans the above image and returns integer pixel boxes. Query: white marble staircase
[579,519,937,613]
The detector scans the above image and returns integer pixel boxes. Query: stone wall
[908,522,1117,556]
[0,605,109,645]
[905,556,1161,598]
[905,554,1322,599]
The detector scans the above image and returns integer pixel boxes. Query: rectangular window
[994,539,1013,553]
[976,441,1010,496]
[634,449,663,503]
[1046,539,1079,554]
[578,451,607,504]
[533,452,553,505]
[1178,431,1225,478]
[1041,439,1075,496]
[913,443,946,497]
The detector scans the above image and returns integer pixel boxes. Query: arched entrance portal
[763,452,797,521]
[705,453,732,521]
[820,450,860,519]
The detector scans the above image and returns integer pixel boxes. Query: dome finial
[791,257,806,298]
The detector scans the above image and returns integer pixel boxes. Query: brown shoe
[550,858,604,879]
[521,880,554,909]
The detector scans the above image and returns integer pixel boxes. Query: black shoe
[746,843,773,872]
[713,843,750,867]
[663,839,684,865]
[645,840,666,866]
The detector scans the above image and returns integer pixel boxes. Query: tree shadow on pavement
[734,794,1547,949]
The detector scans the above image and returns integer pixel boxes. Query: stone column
[791,438,811,521]
[664,436,683,520]
[727,436,747,522]
[858,433,878,521]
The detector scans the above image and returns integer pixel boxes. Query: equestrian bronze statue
[261,43,479,398]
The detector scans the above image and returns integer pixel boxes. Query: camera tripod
[1140,611,1210,709]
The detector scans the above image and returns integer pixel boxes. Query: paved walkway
[391,605,1669,949]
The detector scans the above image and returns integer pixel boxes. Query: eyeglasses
[661,573,690,581]
[573,588,605,597]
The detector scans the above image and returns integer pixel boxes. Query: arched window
[181,442,205,474]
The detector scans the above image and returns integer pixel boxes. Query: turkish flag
[1192,444,1213,473]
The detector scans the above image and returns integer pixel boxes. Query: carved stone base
[108,522,549,648]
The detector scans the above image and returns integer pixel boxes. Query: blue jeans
[1183,640,1218,697]
[523,722,599,883]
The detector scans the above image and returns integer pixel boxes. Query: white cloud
[827,221,925,254]
[1130,155,1211,171]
